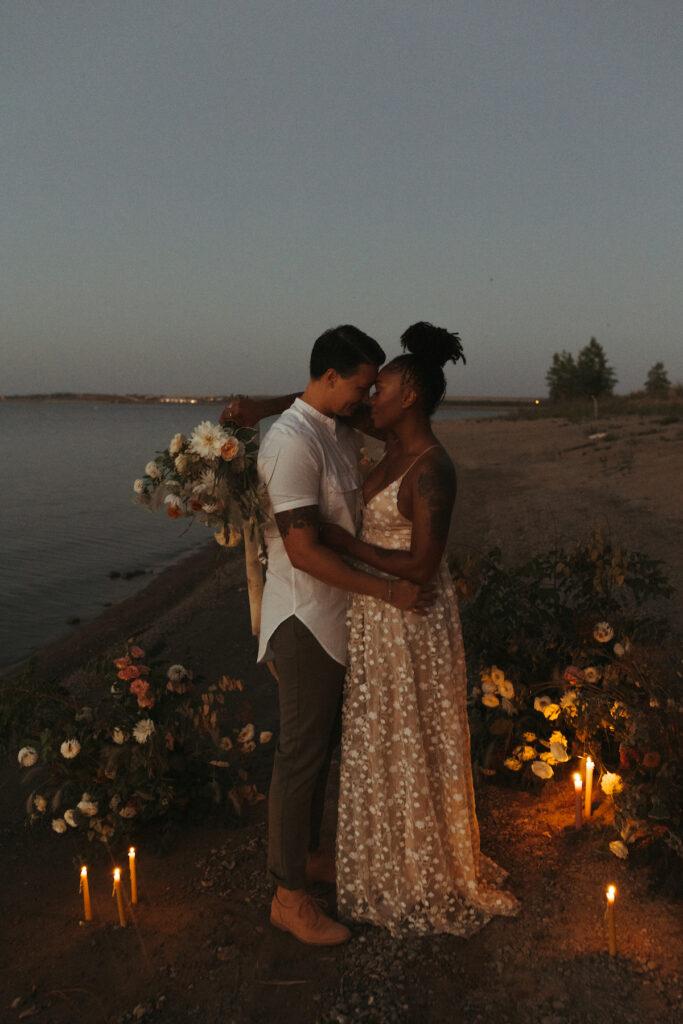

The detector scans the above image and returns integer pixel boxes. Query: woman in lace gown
[324,323,519,936]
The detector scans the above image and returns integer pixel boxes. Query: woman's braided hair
[389,321,465,416]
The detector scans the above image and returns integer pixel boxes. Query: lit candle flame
[607,885,616,902]
[128,846,135,858]
[80,866,87,878]
[586,756,594,769]
[573,773,582,791]
[114,868,120,882]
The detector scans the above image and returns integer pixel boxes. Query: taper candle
[585,756,594,819]
[113,868,127,927]
[606,885,617,956]
[128,846,138,904]
[573,773,583,829]
[80,866,92,921]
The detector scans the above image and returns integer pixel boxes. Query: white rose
[119,804,137,818]
[259,731,273,744]
[613,642,625,658]
[77,798,98,817]
[534,696,551,712]
[34,795,47,812]
[112,728,126,744]
[481,694,499,708]
[145,461,161,479]
[60,738,81,759]
[18,746,38,767]
[133,478,145,494]
[167,664,188,683]
[609,840,629,859]
[531,761,554,779]
[169,432,186,455]
[52,818,67,834]
[64,808,78,827]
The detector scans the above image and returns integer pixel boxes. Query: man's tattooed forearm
[275,505,319,538]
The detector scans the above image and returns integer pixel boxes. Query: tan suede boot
[270,888,351,945]
[305,850,336,886]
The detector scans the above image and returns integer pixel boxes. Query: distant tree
[644,361,670,396]
[546,350,579,401]
[575,337,617,397]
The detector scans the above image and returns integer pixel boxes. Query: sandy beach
[1,414,681,1024]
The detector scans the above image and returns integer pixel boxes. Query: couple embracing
[221,323,518,945]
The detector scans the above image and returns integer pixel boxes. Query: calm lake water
[0,400,508,671]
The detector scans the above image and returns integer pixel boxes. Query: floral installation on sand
[455,524,682,875]
[15,645,271,849]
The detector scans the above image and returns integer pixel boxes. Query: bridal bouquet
[134,419,268,633]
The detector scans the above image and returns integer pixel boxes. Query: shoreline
[4,412,681,690]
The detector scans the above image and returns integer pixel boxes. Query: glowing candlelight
[573,773,583,829]
[79,866,92,922]
[113,868,127,927]
[128,847,138,904]
[585,756,594,819]
[606,885,617,955]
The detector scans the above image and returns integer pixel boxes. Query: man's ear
[324,368,338,388]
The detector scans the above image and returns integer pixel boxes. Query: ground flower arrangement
[15,644,271,850]
[453,525,682,876]
[133,418,268,546]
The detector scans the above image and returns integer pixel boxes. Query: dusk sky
[2,1,681,398]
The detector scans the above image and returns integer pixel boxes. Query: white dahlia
[64,808,78,827]
[52,818,67,834]
[145,460,162,479]
[133,718,155,744]
[189,421,227,459]
[133,478,145,494]
[17,746,38,767]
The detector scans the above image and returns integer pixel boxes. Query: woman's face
[370,366,414,430]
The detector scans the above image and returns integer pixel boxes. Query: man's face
[328,363,378,416]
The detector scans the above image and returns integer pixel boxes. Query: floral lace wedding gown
[336,470,520,936]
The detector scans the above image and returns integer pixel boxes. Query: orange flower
[129,645,145,659]
[119,664,141,680]
[642,751,661,768]
[167,505,183,519]
[190,499,204,512]
[114,656,132,669]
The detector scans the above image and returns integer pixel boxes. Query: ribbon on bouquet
[241,517,264,637]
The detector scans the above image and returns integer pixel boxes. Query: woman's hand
[319,522,355,555]
[387,579,436,614]
[220,395,265,427]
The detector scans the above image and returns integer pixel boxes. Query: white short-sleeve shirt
[257,398,361,665]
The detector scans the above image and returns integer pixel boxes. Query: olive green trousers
[268,615,344,890]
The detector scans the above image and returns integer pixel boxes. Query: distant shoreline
[0,393,536,407]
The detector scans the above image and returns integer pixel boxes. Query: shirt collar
[293,397,341,436]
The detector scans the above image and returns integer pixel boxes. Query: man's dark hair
[310,325,385,379]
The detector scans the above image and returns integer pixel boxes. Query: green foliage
[451,526,681,866]
[576,337,617,397]
[644,361,671,397]
[545,338,617,401]
[546,350,579,401]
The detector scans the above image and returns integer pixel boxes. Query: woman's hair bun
[400,322,465,369]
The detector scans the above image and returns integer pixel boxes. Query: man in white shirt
[223,325,431,945]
